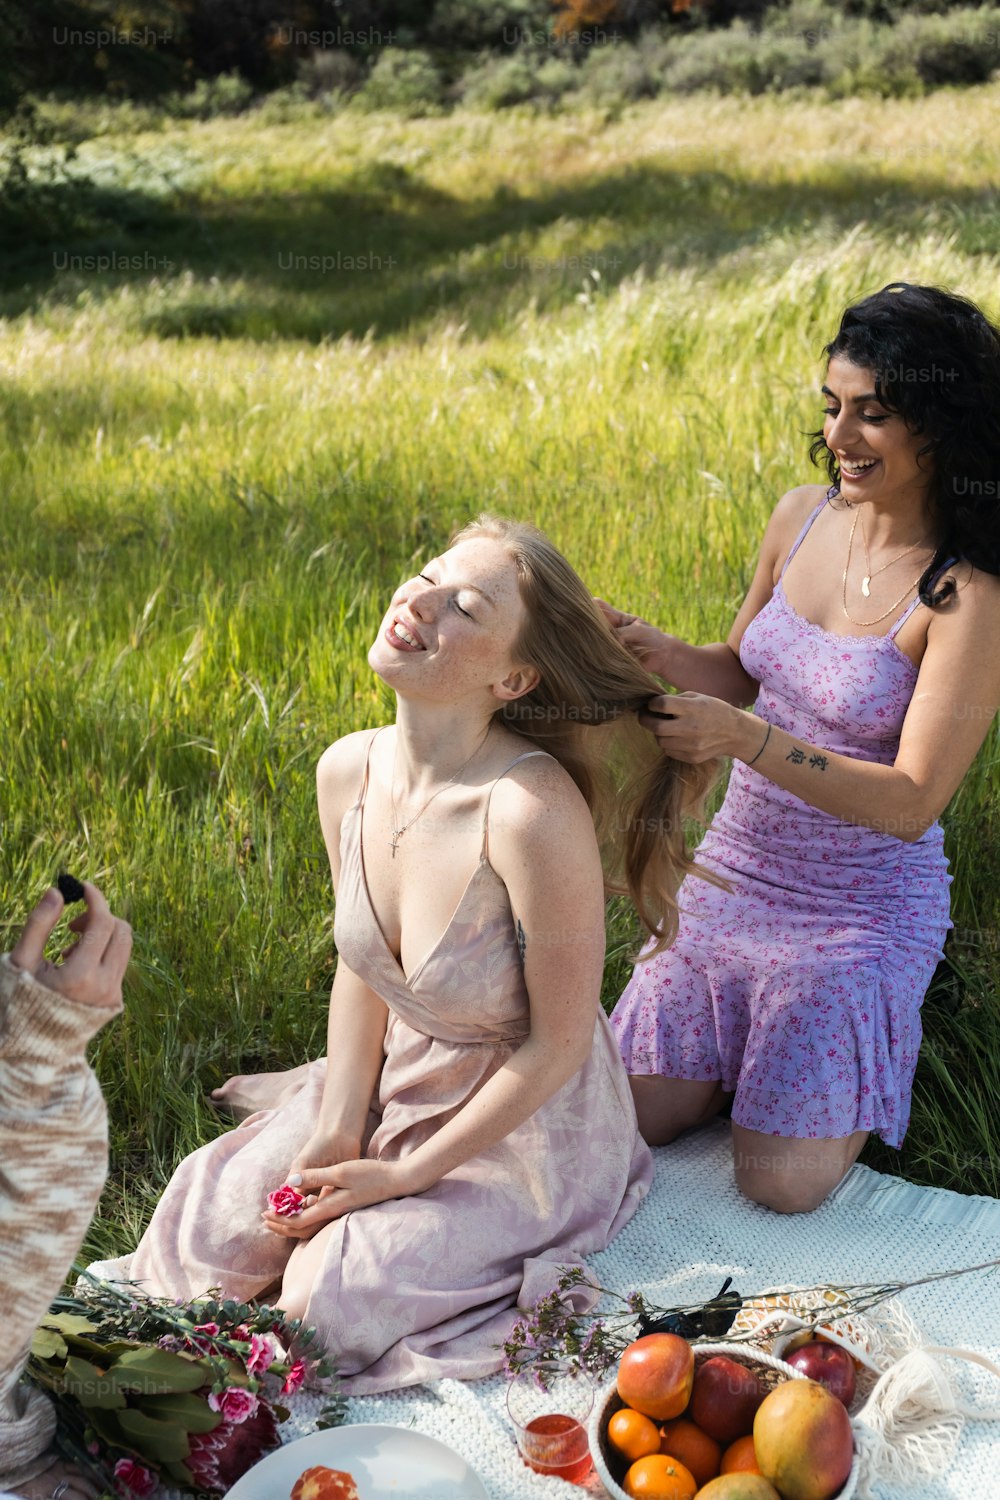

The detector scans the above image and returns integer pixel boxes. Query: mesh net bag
[732,1286,1000,1496]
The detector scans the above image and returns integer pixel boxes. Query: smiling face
[822,354,934,510]
[368,536,539,707]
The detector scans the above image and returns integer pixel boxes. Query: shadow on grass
[0,153,994,340]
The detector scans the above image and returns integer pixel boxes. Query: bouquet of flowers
[27,1266,342,1499]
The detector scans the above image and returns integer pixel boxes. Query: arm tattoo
[516,919,526,964]
[786,745,829,771]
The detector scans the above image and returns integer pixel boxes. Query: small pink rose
[208,1386,260,1424]
[266,1183,306,1217]
[282,1358,307,1396]
[113,1456,158,1496]
[246,1332,275,1375]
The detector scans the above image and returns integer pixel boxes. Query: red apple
[688,1356,767,1444]
[783,1342,857,1407]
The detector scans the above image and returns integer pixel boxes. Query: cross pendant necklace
[389,725,493,857]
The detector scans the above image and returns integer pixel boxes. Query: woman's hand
[594,598,671,675]
[638,691,757,764]
[261,1157,413,1240]
[10,882,131,1010]
[288,1127,362,1182]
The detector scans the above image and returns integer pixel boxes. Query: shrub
[460,49,549,108]
[661,20,822,94]
[356,48,447,115]
[297,49,366,100]
[164,72,255,120]
[576,32,672,104]
[890,8,1000,87]
[428,0,553,50]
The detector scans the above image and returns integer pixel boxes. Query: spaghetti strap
[886,555,960,640]
[355,726,391,808]
[885,594,923,641]
[481,750,553,862]
[778,490,832,583]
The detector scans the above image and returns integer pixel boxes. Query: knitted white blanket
[94,1120,1000,1499]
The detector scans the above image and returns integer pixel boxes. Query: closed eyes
[419,573,472,617]
[822,407,888,424]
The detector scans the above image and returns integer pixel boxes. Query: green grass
[2,86,999,1261]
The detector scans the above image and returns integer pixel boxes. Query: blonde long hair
[452,514,725,955]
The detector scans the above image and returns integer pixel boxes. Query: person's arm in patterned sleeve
[0,882,131,1500]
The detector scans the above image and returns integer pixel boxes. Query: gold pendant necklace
[389,724,493,858]
[858,506,929,599]
[843,509,928,628]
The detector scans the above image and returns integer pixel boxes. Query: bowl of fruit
[589,1334,860,1500]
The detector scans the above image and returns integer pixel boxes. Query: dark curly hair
[808,282,1000,608]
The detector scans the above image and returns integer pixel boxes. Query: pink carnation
[266,1183,305,1217]
[246,1332,275,1375]
[193,1321,220,1336]
[113,1457,158,1496]
[208,1387,259,1424]
[282,1358,307,1396]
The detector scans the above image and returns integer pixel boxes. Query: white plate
[226,1423,490,1500]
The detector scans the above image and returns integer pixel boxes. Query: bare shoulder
[770,482,828,532]
[927,562,1000,641]
[484,748,598,870]
[317,727,382,809]
[759,483,827,562]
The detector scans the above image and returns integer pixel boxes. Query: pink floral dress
[611,490,956,1147]
[129,738,652,1392]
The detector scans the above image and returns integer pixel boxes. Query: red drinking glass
[506,1361,595,1484]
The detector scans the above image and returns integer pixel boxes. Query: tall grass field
[2,84,999,1262]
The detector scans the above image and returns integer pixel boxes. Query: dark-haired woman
[604,282,1000,1213]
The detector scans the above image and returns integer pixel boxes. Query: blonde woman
[128,517,717,1392]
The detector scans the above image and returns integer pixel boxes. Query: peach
[616,1333,696,1422]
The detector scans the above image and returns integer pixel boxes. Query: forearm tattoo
[786,745,828,771]
[516,919,526,964]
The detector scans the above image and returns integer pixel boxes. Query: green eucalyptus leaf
[107,1347,208,1394]
[62,1332,127,1360]
[116,1407,192,1463]
[30,1327,68,1361]
[141,1392,223,1434]
[40,1312,103,1336]
[63,1355,126,1410]
[86,1407,128,1448]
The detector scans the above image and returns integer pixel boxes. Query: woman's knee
[731,1127,867,1214]
[629,1076,729,1147]
[736,1168,833,1215]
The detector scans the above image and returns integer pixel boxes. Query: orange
[658,1417,722,1488]
[721,1435,761,1474]
[608,1407,663,1464]
[622,1453,698,1499]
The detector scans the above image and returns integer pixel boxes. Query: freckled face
[822,355,933,507]
[368,536,529,703]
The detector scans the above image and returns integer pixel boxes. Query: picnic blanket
[94,1119,1000,1498]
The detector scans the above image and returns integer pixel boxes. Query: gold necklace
[842,508,928,627]
[857,506,930,599]
[389,724,493,858]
